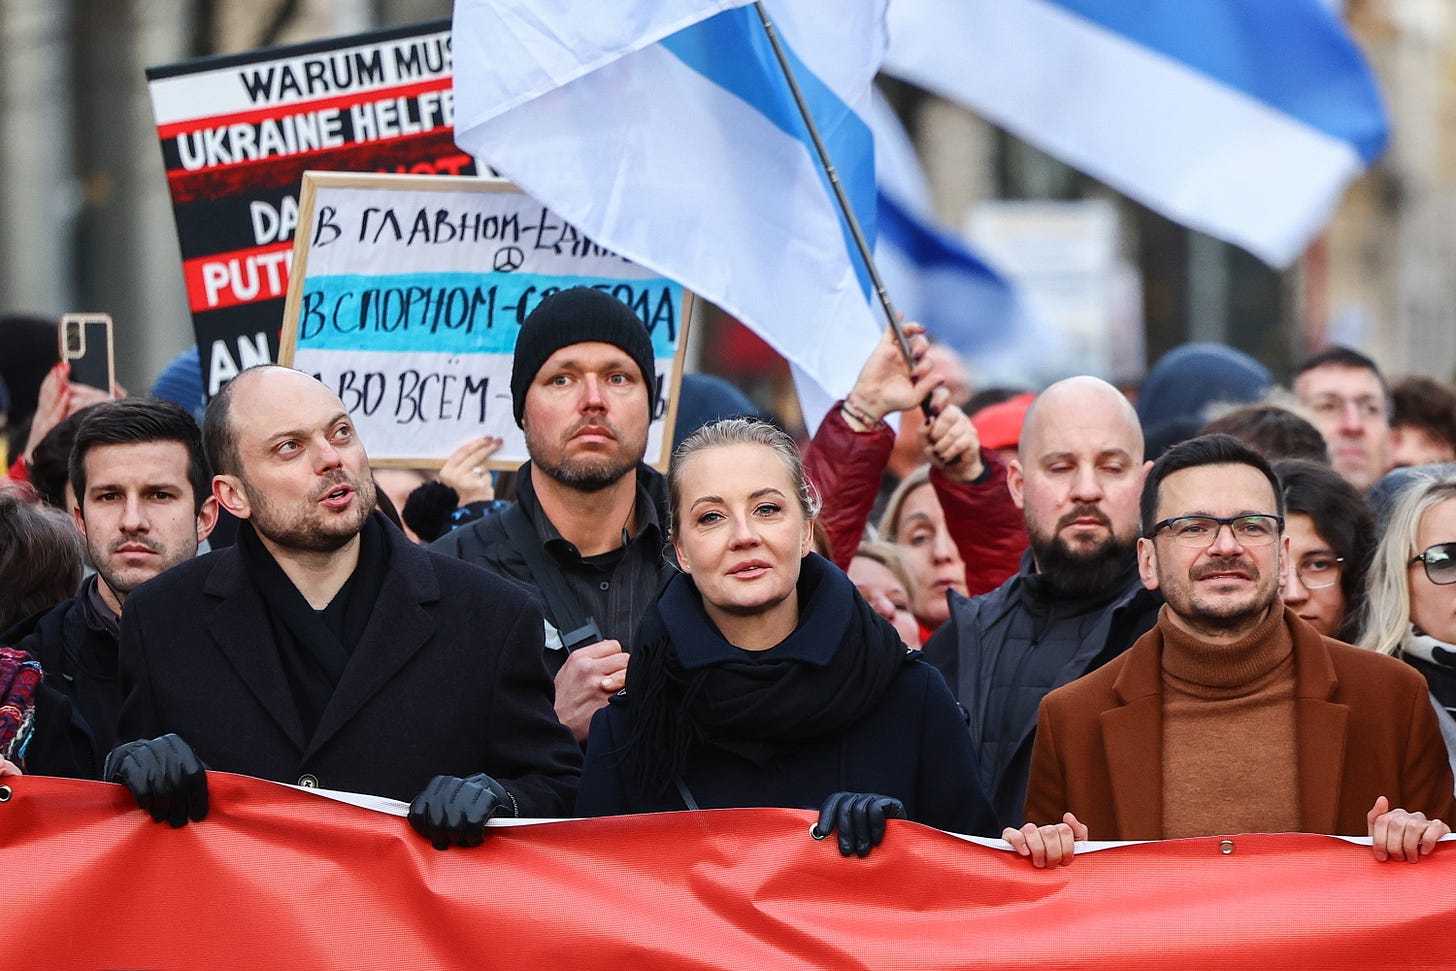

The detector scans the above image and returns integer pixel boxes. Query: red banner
[6,773,1454,969]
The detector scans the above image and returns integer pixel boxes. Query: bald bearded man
[924,376,1163,829]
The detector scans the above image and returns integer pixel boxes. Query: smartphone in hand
[58,313,115,395]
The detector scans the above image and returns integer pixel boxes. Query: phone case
[59,316,115,394]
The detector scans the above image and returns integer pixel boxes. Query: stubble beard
[247,473,375,553]
[526,420,642,494]
[89,533,185,601]
[1175,559,1278,636]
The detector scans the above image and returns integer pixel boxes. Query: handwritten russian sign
[280,172,690,468]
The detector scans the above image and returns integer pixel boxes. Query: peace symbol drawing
[493,246,525,272]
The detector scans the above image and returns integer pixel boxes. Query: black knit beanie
[510,287,657,426]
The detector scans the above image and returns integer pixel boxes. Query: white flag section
[452,0,752,125]
[882,0,1388,268]
[453,0,886,432]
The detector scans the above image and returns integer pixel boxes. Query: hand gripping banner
[6,773,1454,969]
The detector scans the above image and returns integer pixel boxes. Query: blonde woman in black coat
[576,419,993,856]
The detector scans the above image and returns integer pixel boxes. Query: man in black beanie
[432,287,670,743]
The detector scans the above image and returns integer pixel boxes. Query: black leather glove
[104,734,209,827]
[407,773,515,850]
[814,791,906,858]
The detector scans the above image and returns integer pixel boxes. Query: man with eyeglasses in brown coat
[1008,434,1454,867]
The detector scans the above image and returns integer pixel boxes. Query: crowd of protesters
[1,296,1455,863]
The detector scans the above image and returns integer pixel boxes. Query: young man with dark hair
[1293,346,1393,493]
[1,397,218,776]
[1010,433,1453,867]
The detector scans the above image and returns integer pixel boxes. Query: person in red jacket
[801,323,1027,635]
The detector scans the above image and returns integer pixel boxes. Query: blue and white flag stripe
[876,190,1017,354]
[869,92,1071,387]
[1045,0,1386,163]
[882,0,1388,267]
[660,6,878,300]
[454,0,886,430]
[452,0,752,129]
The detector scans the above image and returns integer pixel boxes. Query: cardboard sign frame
[279,171,691,470]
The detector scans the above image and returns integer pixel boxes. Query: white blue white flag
[868,94,1065,388]
[882,0,1388,268]
[453,0,888,430]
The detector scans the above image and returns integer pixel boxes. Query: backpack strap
[499,503,601,652]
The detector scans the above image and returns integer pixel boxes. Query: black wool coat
[117,516,581,814]
[576,558,996,837]
[1,590,118,779]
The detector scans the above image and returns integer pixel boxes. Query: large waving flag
[868,94,1071,387]
[454,0,887,428]
[881,0,1388,268]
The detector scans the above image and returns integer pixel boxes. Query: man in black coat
[112,366,580,848]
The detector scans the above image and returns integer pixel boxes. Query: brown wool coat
[1024,608,1456,839]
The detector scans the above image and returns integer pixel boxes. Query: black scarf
[236,514,390,741]
[1403,629,1456,714]
[620,553,911,796]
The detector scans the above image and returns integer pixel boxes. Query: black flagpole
[751,2,918,375]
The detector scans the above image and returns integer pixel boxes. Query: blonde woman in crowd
[1359,475,1456,776]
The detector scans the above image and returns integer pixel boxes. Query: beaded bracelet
[840,393,885,430]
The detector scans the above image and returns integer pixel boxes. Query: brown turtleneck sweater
[1160,604,1299,838]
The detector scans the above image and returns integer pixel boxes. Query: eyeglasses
[1294,556,1344,590]
[1410,542,1456,586]
[1148,514,1284,549]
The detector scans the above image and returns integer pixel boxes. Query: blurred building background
[0,0,451,395]
[0,0,1450,400]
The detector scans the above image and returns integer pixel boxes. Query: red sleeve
[6,456,30,485]
[931,448,1028,597]
[802,403,893,570]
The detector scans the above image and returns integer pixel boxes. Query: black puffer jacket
[923,551,1161,829]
